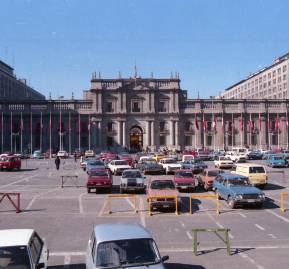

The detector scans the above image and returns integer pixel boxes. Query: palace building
[0,60,289,153]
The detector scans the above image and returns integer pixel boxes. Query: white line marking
[216,222,224,228]
[25,188,58,210]
[179,221,185,227]
[238,252,266,269]
[98,199,107,217]
[78,192,86,214]
[64,255,71,266]
[266,209,289,223]
[139,197,146,227]
[50,251,85,256]
[126,197,135,209]
[238,212,247,218]
[186,231,192,240]
[268,234,277,239]
[0,174,38,189]
[255,224,265,231]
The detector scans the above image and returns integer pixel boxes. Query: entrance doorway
[129,126,143,152]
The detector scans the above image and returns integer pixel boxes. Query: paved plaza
[0,159,289,269]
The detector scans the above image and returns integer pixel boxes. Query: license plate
[163,205,170,208]
[180,186,187,189]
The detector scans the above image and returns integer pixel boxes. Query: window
[273,70,276,77]
[30,233,43,265]
[278,68,281,75]
[283,74,287,80]
[132,101,140,112]
[159,121,165,132]
[159,101,166,112]
[107,122,113,132]
[107,102,113,112]
[283,65,287,72]
[185,121,191,131]
[184,135,192,146]
[159,135,166,146]
[268,72,271,79]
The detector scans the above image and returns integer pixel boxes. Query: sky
[1,0,289,99]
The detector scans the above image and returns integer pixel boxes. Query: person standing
[55,156,61,170]
[74,152,77,162]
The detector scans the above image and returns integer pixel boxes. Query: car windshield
[88,160,104,166]
[122,171,142,178]
[220,157,230,160]
[144,160,157,164]
[175,171,192,177]
[150,180,175,190]
[90,171,108,177]
[0,246,31,269]
[163,159,176,164]
[228,178,250,186]
[114,161,128,165]
[249,167,265,173]
[96,239,160,267]
[208,170,222,177]
[273,156,283,160]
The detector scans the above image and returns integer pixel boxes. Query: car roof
[122,169,141,172]
[150,178,174,182]
[219,173,248,180]
[235,163,264,167]
[0,229,34,247]
[94,224,152,243]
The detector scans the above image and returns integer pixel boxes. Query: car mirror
[36,263,45,269]
[161,255,169,262]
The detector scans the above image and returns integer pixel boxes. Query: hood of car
[88,176,111,182]
[230,186,262,195]
[121,177,144,184]
[174,177,194,184]
[148,189,179,197]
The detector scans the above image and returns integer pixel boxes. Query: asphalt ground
[0,158,289,269]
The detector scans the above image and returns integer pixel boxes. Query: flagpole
[69,111,71,155]
[287,111,289,150]
[78,114,81,151]
[194,114,197,149]
[231,113,234,149]
[240,113,243,147]
[1,112,3,152]
[249,113,252,149]
[30,112,33,156]
[10,111,13,152]
[222,112,225,151]
[203,112,206,150]
[40,111,43,152]
[20,112,23,153]
[88,114,91,150]
[49,111,52,158]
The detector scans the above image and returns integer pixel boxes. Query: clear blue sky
[1,0,289,99]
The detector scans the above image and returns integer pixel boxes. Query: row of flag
[194,112,289,132]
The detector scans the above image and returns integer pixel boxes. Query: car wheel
[227,197,236,209]
[255,202,263,208]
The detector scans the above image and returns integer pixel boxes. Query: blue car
[213,173,265,209]
[181,158,208,174]
[266,155,286,168]
[86,159,106,174]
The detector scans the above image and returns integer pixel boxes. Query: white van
[0,229,49,269]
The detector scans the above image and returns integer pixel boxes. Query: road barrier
[280,192,289,213]
[189,193,220,215]
[60,175,79,188]
[148,195,179,216]
[0,193,21,213]
[107,194,138,214]
[192,228,231,255]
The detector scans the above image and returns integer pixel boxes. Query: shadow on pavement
[264,183,286,190]
[48,264,85,269]
[165,263,206,269]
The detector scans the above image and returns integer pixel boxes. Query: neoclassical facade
[1,75,289,153]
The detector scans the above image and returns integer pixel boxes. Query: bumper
[176,184,195,190]
[235,198,264,205]
[87,184,112,189]
[144,169,164,174]
[150,200,177,208]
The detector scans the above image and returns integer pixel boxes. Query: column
[97,121,102,148]
[117,121,122,146]
[151,121,155,147]
[122,121,126,147]
[170,120,175,146]
[146,121,151,146]
[175,121,179,148]
[261,116,266,149]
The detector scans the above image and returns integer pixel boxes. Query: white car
[85,150,95,158]
[214,156,234,168]
[225,152,247,163]
[120,169,146,193]
[0,229,49,269]
[86,224,168,269]
[57,150,69,158]
[108,160,131,175]
[159,158,182,174]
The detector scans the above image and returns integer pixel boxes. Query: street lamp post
[12,132,19,153]
[59,96,64,151]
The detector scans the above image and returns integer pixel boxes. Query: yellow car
[153,154,166,162]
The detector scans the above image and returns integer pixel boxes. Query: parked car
[152,153,166,162]
[57,150,69,158]
[118,153,134,166]
[214,156,234,169]
[173,169,196,192]
[0,229,49,269]
[232,163,268,188]
[108,160,131,175]
[266,155,286,168]
[198,169,225,191]
[225,151,247,163]
[159,158,182,174]
[85,150,95,158]
[247,150,263,160]
[32,150,42,159]
[85,224,169,269]
[136,159,165,174]
[100,151,118,161]
[0,155,21,171]
[87,168,112,193]
[181,158,208,174]
[43,149,57,158]
[147,178,179,211]
[86,159,106,174]
[120,169,146,193]
[213,173,265,208]
[197,151,212,161]
[73,149,83,158]
[181,154,195,162]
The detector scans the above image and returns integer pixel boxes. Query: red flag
[202,113,206,132]
[195,113,199,130]
[240,115,244,132]
[275,114,279,131]
[267,114,271,131]
[249,113,254,131]
[258,113,262,130]
[221,113,224,130]
[212,114,217,130]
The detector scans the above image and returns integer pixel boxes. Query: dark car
[136,159,165,174]
[213,173,265,208]
[181,158,208,174]
[247,150,263,160]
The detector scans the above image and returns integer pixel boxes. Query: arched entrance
[129,126,143,152]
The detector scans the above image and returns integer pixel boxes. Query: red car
[0,155,21,171]
[86,168,112,193]
[100,151,118,162]
[118,154,134,166]
[173,169,196,192]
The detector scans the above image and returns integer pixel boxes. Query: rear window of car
[175,171,192,177]
[150,180,175,189]
[207,170,220,177]
[90,171,108,177]
[115,161,128,165]
[122,171,142,178]
[249,167,265,173]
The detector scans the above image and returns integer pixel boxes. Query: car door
[215,177,226,199]
[29,232,48,269]
[86,232,97,269]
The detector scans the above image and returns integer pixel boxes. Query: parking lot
[1,158,289,269]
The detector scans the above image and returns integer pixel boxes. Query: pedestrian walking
[55,156,61,170]
[74,152,77,162]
